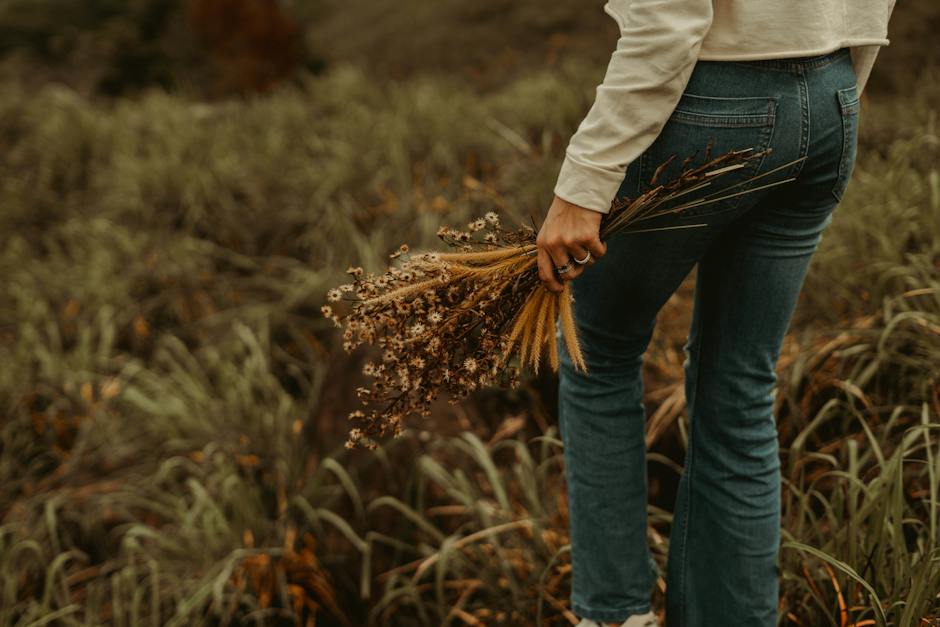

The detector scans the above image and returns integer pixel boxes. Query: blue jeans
[557,47,859,625]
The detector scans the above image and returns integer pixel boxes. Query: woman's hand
[535,194,608,293]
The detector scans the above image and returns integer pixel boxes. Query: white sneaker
[575,610,659,627]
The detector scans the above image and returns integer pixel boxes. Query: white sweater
[554,0,897,213]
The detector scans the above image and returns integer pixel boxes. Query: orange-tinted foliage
[189,0,303,94]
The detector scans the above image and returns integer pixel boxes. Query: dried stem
[324,147,800,449]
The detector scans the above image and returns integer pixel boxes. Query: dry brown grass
[323,147,801,449]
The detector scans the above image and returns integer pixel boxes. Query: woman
[535,1,897,626]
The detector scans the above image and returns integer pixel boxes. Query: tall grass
[773,79,940,624]
[0,59,598,625]
[0,34,937,626]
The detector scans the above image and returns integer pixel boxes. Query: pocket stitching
[831,85,860,203]
[638,98,778,218]
[669,111,775,128]
[837,84,860,114]
[669,94,778,128]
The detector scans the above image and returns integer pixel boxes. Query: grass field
[0,1,937,625]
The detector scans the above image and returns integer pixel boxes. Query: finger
[560,262,585,281]
[558,244,587,280]
[564,262,585,280]
[546,242,570,272]
[571,247,596,268]
[567,242,591,265]
[580,245,597,267]
[565,241,597,274]
[547,243,576,284]
[537,246,565,293]
[586,233,607,260]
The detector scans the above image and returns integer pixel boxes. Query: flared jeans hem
[572,600,652,623]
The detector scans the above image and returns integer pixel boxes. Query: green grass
[0,58,609,626]
[0,2,938,624]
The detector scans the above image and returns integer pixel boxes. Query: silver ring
[574,251,592,265]
[555,262,572,274]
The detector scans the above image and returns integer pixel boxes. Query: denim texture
[556,47,859,625]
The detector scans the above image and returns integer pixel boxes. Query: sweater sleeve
[850,45,881,98]
[850,0,896,98]
[553,0,715,214]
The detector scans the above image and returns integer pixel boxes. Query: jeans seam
[794,70,810,179]
[831,85,860,203]
[678,297,706,626]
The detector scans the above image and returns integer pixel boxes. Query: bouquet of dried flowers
[322,147,800,449]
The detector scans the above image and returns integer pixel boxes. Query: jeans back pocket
[831,84,860,203]
[638,93,778,219]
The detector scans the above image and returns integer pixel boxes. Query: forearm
[554,0,714,213]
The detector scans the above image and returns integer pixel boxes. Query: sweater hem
[697,38,889,62]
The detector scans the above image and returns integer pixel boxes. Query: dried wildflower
[327,288,342,302]
[345,427,364,448]
[324,147,798,449]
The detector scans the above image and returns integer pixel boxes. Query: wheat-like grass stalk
[323,147,804,449]
[557,280,585,373]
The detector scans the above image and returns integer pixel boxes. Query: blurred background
[0,0,937,625]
